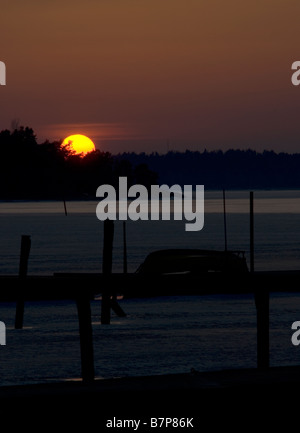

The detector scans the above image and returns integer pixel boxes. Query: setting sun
[62,134,96,156]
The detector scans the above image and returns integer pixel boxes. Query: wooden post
[223,189,227,251]
[250,191,254,273]
[101,220,114,324]
[123,221,128,274]
[76,296,94,382]
[255,289,270,369]
[15,235,31,329]
[250,192,269,369]
[102,220,114,275]
[63,199,68,216]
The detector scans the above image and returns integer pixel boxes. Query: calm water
[0,189,299,386]
[0,189,299,274]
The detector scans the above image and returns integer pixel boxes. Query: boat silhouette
[136,248,248,275]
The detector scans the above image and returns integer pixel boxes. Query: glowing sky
[1,0,300,153]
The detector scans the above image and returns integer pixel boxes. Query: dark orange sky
[2,0,300,153]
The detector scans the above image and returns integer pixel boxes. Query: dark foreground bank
[0,366,298,430]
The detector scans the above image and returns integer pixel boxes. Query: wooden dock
[0,271,299,382]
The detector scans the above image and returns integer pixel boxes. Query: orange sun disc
[62,134,96,156]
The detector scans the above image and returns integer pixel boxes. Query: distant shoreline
[0,187,300,202]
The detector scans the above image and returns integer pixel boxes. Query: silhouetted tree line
[1,126,300,199]
[0,127,157,199]
[116,149,300,189]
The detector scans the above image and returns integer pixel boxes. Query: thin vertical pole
[123,221,128,274]
[63,199,68,216]
[250,191,254,273]
[101,220,114,324]
[76,296,94,382]
[102,220,114,275]
[251,191,269,369]
[255,288,270,369]
[18,235,31,278]
[15,235,31,329]
[223,189,227,251]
